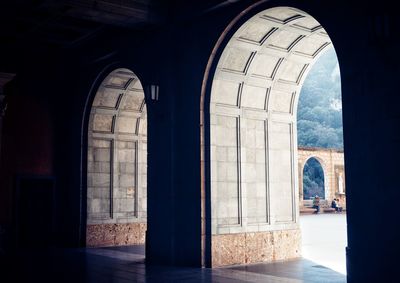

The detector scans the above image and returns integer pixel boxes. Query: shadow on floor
[0,245,346,283]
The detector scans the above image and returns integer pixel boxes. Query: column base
[86,223,146,247]
[212,228,301,267]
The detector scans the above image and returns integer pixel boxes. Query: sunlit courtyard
[300,213,347,275]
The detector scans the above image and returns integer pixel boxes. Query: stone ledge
[300,207,317,214]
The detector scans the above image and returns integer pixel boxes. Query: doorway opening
[297,46,347,274]
[202,6,347,270]
[86,68,147,251]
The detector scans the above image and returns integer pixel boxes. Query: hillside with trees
[297,47,343,149]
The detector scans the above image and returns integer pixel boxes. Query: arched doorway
[86,68,147,247]
[203,6,342,267]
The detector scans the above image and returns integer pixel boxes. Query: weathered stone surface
[86,223,147,247]
[212,233,246,266]
[212,229,301,267]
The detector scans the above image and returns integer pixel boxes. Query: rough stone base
[212,229,301,267]
[86,223,146,247]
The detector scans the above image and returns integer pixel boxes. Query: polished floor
[1,215,347,282]
[1,244,346,283]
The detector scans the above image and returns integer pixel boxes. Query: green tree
[297,47,343,149]
[303,158,325,199]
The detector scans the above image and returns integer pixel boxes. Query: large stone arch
[86,68,147,247]
[202,6,339,267]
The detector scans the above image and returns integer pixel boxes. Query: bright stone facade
[87,69,147,246]
[209,7,334,266]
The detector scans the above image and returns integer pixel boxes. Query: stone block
[93,114,114,132]
[222,48,253,73]
[241,85,266,109]
[211,229,301,267]
[118,149,135,162]
[211,80,240,106]
[86,223,147,247]
[93,148,111,162]
[119,174,135,187]
[117,117,137,134]
[89,173,111,187]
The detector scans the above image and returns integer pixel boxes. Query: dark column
[340,4,400,282]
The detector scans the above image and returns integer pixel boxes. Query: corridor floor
[1,244,345,283]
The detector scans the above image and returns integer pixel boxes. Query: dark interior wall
[0,59,56,251]
[338,8,400,283]
[1,94,53,176]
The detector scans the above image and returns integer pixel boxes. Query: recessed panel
[279,61,308,84]
[239,23,275,44]
[268,30,304,51]
[268,122,294,223]
[240,84,267,110]
[262,9,303,23]
[127,78,143,90]
[294,36,329,57]
[92,90,122,109]
[87,139,113,220]
[117,140,137,214]
[117,116,138,134]
[121,91,145,111]
[293,17,322,31]
[211,80,241,107]
[93,114,114,133]
[242,119,268,224]
[269,89,294,113]
[104,75,131,89]
[211,115,241,226]
[221,48,254,74]
[249,54,282,79]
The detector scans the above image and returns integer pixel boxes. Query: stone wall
[212,229,301,267]
[298,147,346,210]
[208,7,334,266]
[86,223,146,247]
[87,69,147,246]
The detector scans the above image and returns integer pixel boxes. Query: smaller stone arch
[298,147,345,210]
[86,68,147,247]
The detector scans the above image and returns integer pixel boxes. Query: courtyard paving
[300,213,347,275]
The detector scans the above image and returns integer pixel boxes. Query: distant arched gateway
[298,147,345,211]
